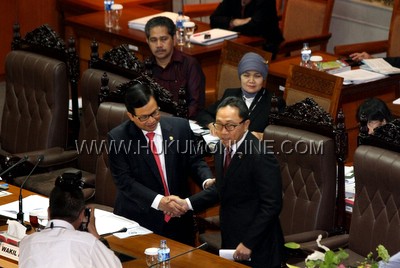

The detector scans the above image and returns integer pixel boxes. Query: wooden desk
[0,185,246,268]
[267,51,400,162]
[65,5,264,105]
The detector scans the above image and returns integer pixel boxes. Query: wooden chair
[183,2,219,19]
[215,40,272,100]
[283,65,344,120]
[334,0,400,57]
[277,0,335,57]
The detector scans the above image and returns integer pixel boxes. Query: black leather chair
[297,118,400,267]
[2,24,79,182]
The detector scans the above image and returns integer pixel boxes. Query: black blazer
[196,88,285,133]
[108,116,213,243]
[189,132,284,268]
[385,57,400,68]
[210,0,284,47]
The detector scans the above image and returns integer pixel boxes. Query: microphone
[17,155,44,225]
[0,155,28,179]
[149,242,208,268]
[100,227,128,237]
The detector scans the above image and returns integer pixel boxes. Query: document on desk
[128,12,188,31]
[95,209,152,238]
[360,58,400,75]
[190,29,238,46]
[333,69,387,85]
[0,195,49,222]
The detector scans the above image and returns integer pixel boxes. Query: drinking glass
[144,247,159,267]
[29,211,40,231]
[111,4,123,30]
[183,21,196,48]
[37,212,48,231]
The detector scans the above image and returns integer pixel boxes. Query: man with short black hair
[109,81,214,245]
[19,175,122,268]
[144,16,205,119]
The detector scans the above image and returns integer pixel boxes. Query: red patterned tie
[224,147,232,175]
[146,132,171,222]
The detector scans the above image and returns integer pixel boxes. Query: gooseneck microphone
[149,242,208,268]
[17,155,44,225]
[0,155,29,179]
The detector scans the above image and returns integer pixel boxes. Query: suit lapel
[129,122,164,186]
[160,119,175,192]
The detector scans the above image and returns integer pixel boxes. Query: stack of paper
[361,58,400,75]
[128,12,188,31]
[333,69,387,85]
[190,28,238,46]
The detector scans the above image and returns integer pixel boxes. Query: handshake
[159,195,190,218]
[159,178,215,218]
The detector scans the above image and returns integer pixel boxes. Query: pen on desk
[193,32,207,37]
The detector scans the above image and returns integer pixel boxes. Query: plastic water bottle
[300,43,312,68]
[104,0,114,28]
[176,11,186,46]
[158,240,170,268]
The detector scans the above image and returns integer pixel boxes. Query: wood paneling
[0,0,60,79]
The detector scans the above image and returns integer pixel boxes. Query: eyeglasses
[213,120,245,131]
[134,107,161,122]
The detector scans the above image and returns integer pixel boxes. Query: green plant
[357,245,390,268]
[305,248,348,268]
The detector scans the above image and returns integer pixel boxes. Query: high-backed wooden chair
[198,98,348,256]
[2,24,79,181]
[284,65,344,120]
[277,0,335,57]
[334,0,400,57]
[216,40,272,100]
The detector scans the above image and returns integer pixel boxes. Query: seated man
[144,16,206,119]
[19,174,122,268]
[195,52,285,140]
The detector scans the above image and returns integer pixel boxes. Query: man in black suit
[108,82,214,245]
[177,97,284,267]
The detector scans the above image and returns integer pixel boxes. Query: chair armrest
[14,147,78,167]
[279,33,332,55]
[299,234,350,252]
[334,40,389,56]
[285,230,329,244]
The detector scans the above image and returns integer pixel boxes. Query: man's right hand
[159,195,188,217]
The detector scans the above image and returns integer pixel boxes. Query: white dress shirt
[19,219,122,268]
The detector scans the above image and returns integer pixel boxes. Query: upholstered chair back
[94,102,128,208]
[264,125,337,240]
[2,51,69,154]
[351,145,400,257]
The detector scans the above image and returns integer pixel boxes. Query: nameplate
[0,242,19,261]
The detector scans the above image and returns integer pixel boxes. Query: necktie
[146,132,171,222]
[224,147,232,175]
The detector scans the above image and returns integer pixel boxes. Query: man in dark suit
[108,82,214,245]
[178,97,284,267]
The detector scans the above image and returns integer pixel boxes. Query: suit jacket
[108,116,213,244]
[195,88,285,133]
[189,132,284,268]
[210,0,284,47]
[385,57,400,68]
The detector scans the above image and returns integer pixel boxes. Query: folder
[190,28,238,46]
[128,12,188,31]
